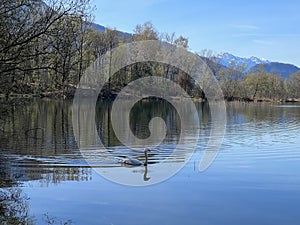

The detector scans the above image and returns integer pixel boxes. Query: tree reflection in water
[0,187,34,225]
[0,186,74,225]
[43,213,73,225]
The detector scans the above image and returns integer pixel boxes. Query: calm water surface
[1,99,300,225]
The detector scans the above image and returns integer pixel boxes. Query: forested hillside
[1,0,299,101]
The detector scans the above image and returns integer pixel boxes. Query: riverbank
[1,91,300,103]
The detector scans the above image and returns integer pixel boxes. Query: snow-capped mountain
[214,52,300,78]
[216,52,270,71]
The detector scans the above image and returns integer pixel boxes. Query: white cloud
[230,24,260,31]
[253,39,274,45]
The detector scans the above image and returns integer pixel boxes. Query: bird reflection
[143,165,150,181]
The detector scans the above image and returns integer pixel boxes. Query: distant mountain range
[215,52,300,79]
[250,62,300,79]
[90,23,132,38]
[215,52,270,71]
[91,24,299,79]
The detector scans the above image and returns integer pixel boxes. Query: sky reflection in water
[1,100,300,225]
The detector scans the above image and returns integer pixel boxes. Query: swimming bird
[119,148,150,166]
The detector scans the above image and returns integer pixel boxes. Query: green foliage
[1,1,295,101]
[242,71,284,100]
[285,71,300,98]
[0,0,94,95]
[219,62,245,99]
[133,21,159,41]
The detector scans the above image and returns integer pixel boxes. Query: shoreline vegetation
[1,91,300,103]
[1,0,300,103]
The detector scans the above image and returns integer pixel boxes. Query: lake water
[1,99,300,225]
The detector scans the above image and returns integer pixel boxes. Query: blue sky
[93,0,300,66]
